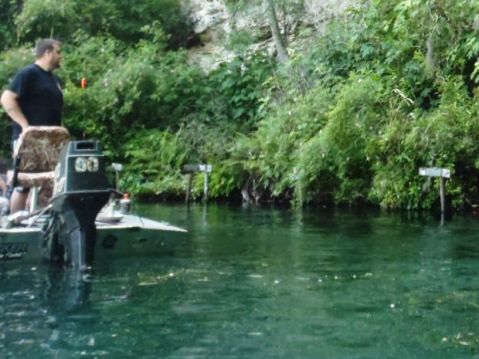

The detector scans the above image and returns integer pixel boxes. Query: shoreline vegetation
[2,1,479,212]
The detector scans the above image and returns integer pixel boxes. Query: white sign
[419,167,450,178]
[112,163,123,172]
[198,164,212,173]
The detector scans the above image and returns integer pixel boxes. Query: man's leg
[10,188,28,213]
[9,140,29,213]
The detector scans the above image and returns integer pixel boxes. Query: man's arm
[0,90,29,131]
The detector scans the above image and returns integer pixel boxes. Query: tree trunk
[425,33,435,76]
[265,0,289,62]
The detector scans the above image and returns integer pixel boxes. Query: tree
[0,0,21,50]
[266,0,288,62]
[14,0,191,49]
[226,0,303,62]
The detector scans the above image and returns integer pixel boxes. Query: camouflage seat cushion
[11,126,70,207]
[7,171,54,207]
[15,126,70,172]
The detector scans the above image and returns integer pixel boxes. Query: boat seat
[7,126,70,208]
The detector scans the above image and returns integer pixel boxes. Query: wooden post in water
[419,167,451,214]
[185,173,193,204]
[203,171,209,202]
[439,177,446,214]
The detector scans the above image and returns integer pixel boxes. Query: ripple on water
[2,206,479,358]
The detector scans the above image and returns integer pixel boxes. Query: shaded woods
[2,0,479,211]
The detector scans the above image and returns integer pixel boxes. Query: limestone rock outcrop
[182,0,357,70]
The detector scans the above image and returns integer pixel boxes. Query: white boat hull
[0,214,187,262]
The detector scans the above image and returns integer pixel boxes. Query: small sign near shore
[183,164,213,203]
[419,167,451,215]
[419,167,450,178]
[183,164,212,173]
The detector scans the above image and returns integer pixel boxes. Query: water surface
[1,204,479,358]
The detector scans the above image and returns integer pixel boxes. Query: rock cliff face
[182,0,357,70]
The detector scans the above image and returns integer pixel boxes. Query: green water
[1,204,479,358]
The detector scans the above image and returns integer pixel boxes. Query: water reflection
[0,264,94,357]
[1,205,479,358]
[43,267,92,312]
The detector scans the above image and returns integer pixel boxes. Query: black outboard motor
[45,141,111,270]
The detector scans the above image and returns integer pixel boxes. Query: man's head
[35,38,62,70]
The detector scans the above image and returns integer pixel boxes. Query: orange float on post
[81,78,88,89]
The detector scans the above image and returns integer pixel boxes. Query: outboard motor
[45,141,111,270]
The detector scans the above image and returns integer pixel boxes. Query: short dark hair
[35,38,61,58]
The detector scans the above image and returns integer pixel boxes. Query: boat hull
[0,214,186,263]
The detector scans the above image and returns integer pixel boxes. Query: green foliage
[3,0,479,211]
[15,0,79,41]
[62,34,206,156]
[370,78,479,209]
[0,0,21,51]
[219,0,479,210]
[112,0,190,47]
[0,46,34,156]
[122,129,188,197]
[202,55,272,129]
[0,46,33,90]
[226,30,255,54]
[275,73,387,207]
[311,73,386,204]
[227,83,334,201]
[14,0,190,48]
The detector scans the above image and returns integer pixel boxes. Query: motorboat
[0,127,186,268]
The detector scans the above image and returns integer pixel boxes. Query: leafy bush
[3,0,479,210]
[15,0,191,48]
[62,35,206,156]
[0,0,20,51]
[371,78,479,209]
[0,46,34,156]
[122,129,188,197]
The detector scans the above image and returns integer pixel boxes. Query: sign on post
[183,164,212,173]
[419,167,450,178]
[419,167,451,214]
[198,164,212,173]
[183,164,213,203]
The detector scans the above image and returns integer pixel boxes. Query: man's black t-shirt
[8,64,63,140]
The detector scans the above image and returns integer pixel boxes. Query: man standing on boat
[0,38,64,213]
